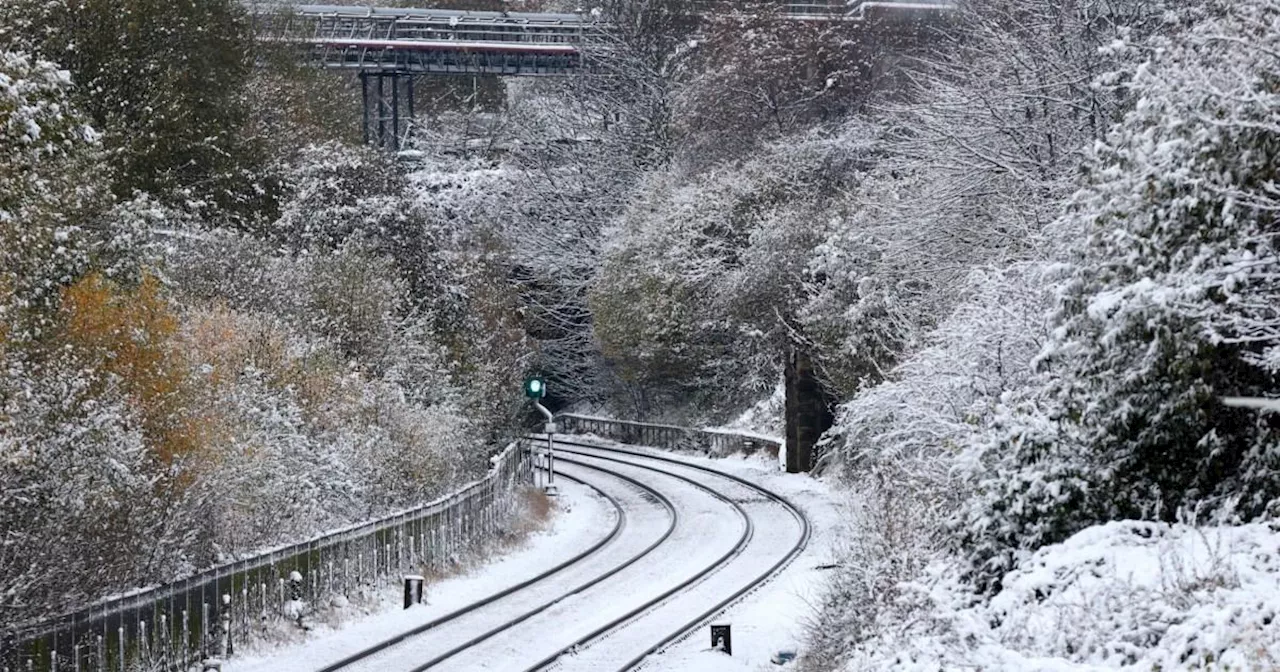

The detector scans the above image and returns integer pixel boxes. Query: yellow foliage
[59,272,208,466]
[179,304,347,430]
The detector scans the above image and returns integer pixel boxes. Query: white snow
[631,449,843,672]
[842,520,1280,671]
[220,441,840,672]
[226,477,616,672]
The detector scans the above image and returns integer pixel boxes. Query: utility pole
[525,377,558,495]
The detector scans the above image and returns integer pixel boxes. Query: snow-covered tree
[676,6,900,165]
[959,0,1280,590]
[591,123,871,418]
[0,50,105,333]
[1,0,270,216]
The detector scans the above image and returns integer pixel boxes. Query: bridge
[250,1,953,148]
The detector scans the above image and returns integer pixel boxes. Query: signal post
[525,377,558,495]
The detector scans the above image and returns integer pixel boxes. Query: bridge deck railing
[249,0,957,50]
[252,5,603,47]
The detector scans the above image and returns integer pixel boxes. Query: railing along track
[316,458,679,671]
[312,465,642,672]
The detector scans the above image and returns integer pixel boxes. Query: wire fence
[1,440,533,672]
[558,413,782,459]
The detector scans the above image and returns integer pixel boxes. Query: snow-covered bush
[959,0,1280,590]
[820,263,1051,474]
[172,301,468,562]
[0,50,104,329]
[803,473,947,671]
[294,244,409,373]
[801,264,1052,669]
[272,143,407,253]
[827,521,1280,671]
[591,123,872,419]
[0,358,160,622]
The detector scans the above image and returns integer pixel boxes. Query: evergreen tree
[959,0,1280,590]
[0,50,108,338]
[1,0,271,218]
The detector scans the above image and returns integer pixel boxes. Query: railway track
[319,459,675,672]
[246,438,810,672]
[544,440,812,671]
[306,465,632,671]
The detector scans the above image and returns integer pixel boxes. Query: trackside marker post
[525,377,558,495]
[403,575,424,608]
[711,624,732,655]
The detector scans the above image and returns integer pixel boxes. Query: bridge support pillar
[360,72,415,151]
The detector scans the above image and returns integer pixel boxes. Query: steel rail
[401,457,684,672]
[551,438,813,672]
[313,465,636,672]
[512,450,758,672]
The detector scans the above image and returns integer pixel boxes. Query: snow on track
[225,474,624,672]
[338,461,677,672]
[443,451,750,671]
[545,443,810,672]
[626,448,842,671]
[224,438,832,672]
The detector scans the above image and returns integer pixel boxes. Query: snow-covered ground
[621,448,843,672]
[222,440,839,672]
[226,476,621,672]
[841,520,1280,671]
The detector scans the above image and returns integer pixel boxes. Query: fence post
[201,602,209,660]
[180,610,189,670]
[397,527,404,572]
[158,614,167,668]
[241,583,249,645]
[220,594,231,657]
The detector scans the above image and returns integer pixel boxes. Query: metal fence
[2,441,533,672]
[558,413,782,459]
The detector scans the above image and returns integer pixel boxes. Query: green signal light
[524,377,546,399]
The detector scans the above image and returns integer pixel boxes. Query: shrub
[956,0,1280,590]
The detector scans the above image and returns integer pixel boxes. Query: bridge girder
[248,0,954,148]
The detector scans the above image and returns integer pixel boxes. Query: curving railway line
[548,440,812,671]
[231,438,809,672]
